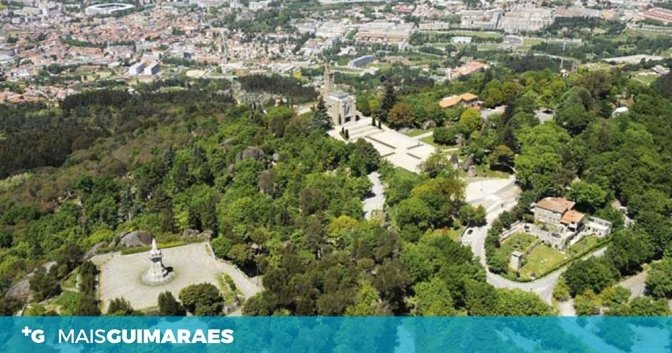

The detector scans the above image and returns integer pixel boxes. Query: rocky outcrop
[117,230,153,248]
[83,242,107,260]
[236,146,265,162]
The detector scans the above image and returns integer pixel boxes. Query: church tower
[323,65,334,97]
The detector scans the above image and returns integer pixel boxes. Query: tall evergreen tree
[158,291,186,316]
[311,98,332,131]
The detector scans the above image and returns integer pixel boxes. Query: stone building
[533,197,577,231]
[323,67,356,126]
[530,197,613,250]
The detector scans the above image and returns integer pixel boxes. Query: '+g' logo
[21,327,45,344]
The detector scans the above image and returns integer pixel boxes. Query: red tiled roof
[536,197,575,214]
[561,210,585,224]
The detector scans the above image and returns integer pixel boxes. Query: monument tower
[141,238,175,286]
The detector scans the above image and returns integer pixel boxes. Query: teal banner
[0,317,669,353]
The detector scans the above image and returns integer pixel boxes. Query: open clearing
[91,242,262,311]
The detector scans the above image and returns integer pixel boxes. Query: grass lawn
[477,44,499,51]
[404,128,430,137]
[384,167,417,182]
[568,235,600,257]
[518,244,567,280]
[497,233,537,260]
[52,290,82,315]
[433,227,463,241]
[633,72,659,85]
[523,37,545,46]
[61,272,78,290]
[447,30,502,40]
[420,135,440,147]
[472,165,511,179]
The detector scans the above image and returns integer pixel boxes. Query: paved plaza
[328,117,436,173]
[91,243,262,311]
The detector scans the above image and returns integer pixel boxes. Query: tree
[266,105,294,137]
[55,243,83,278]
[569,181,607,212]
[413,277,456,316]
[563,257,617,296]
[345,280,390,316]
[75,295,101,316]
[495,289,553,316]
[433,127,457,145]
[482,80,505,108]
[242,293,272,316]
[626,297,670,316]
[645,259,672,299]
[600,286,630,308]
[158,291,186,316]
[227,243,254,267]
[311,98,332,131]
[458,108,482,135]
[555,87,594,135]
[387,102,414,128]
[458,204,486,227]
[29,266,61,302]
[348,139,380,176]
[357,93,373,116]
[488,145,514,171]
[606,228,653,276]
[396,197,434,232]
[299,187,328,215]
[574,289,601,316]
[381,81,397,115]
[553,277,571,301]
[179,283,224,315]
[464,280,497,316]
[654,72,672,98]
[107,297,134,316]
[210,235,233,259]
[419,151,455,178]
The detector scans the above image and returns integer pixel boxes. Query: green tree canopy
[179,283,224,316]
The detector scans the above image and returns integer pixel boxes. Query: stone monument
[510,251,524,271]
[141,238,175,286]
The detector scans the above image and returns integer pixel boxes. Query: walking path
[363,171,385,219]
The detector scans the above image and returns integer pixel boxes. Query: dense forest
[238,74,319,104]
[0,74,552,317]
[1,63,671,321]
[0,79,233,179]
[350,62,672,323]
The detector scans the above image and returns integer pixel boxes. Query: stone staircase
[343,122,383,140]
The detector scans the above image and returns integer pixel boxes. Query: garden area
[568,235,602,257]
[494,233,608,281]
[495,232,538,262]
[518,244,568,280]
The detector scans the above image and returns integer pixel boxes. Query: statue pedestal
[141,239,175,286]
[141,268,175,286]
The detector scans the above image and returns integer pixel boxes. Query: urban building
[127,62,146,76]
[439,92,480,109]
[642,7,672,25]
[348,55,376,67]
